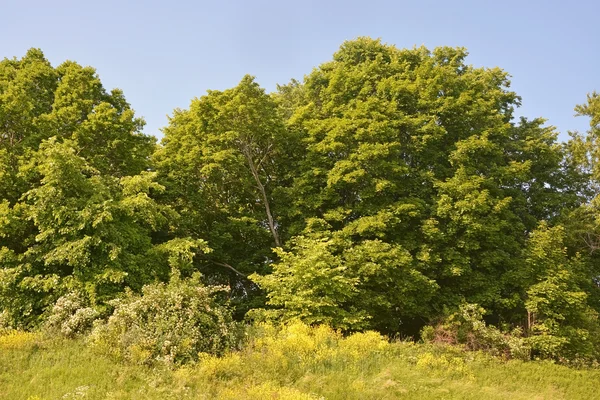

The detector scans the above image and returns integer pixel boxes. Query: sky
[2,0,598,141]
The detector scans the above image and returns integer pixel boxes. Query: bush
[421,303,531,361]
[44,291,99,338]
[196,321,392,385]
[524,268,600,363]
[89,274,239,365]
[0,329,38,350]
[0,310,12,334]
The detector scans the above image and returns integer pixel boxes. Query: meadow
[2,323,599,400]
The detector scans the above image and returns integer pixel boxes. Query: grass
[1,324,599,400]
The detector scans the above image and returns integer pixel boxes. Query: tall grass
[1,323,599,399]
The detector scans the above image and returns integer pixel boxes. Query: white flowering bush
[44,292,99,338]
[89,273,239,365]
[0,310,12,334]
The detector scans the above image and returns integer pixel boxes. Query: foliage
[251,37,574,335]
[250,235,366,330]
[155,75,295,285]
[420,224,600,364]
[0,49,162,328]
[0,49,153,203]
[2,40,600,365]
[251,228,436,332]
[0,139,175,328]
[89,274,239,365]
[421,303,531,361]
[522,223,600,362]
[44,291,98,338]
[562,92,600,303]
[3,323,600,399]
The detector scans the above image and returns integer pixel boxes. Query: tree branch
[211,260,248,278]
[240,143,281,247]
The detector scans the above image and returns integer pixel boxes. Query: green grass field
[1,324,599,400]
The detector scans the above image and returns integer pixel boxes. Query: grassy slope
[1,325,599,400]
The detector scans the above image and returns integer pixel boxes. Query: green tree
[523,223,600,360]
[0,139,176,327]
[557,92,600,318]
[252,224,436,332]
[0,48,58,204]
[0,49,167,328]
[155,75,297,314]
[255,37,571,333]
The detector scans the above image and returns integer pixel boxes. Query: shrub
[0,310,12,333]
[44,291,99,338]
[415,352,473,378]
[89,273,239,365]
[525,268,600,363]
[0,330,38,350]
[421,303,531,361]
[522,223,600,363]
[195,321,393,387]
[251,233,436,332]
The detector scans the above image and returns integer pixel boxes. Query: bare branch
[256,143,274,170]
[239,141,281,247]
[211,260,248,278]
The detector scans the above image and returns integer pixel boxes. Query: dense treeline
[1,38,600,362]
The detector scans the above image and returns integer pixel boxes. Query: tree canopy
[1,39,599,361]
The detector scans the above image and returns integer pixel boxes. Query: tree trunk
[241,144,281,248]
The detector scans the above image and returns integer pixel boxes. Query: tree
[155,76,297,313]
[556,93,600,317]
[254,37,571,332]
[251,223,436,332]
[0,49,58,204]
[564,93,600,253]
[522,223,600,360]
[0,50,166,328]
[0,139,177,327]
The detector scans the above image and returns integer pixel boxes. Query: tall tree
[559,93,600,313]
[155,76,296,313]
[521,223,600,360]
[254,38,571,332]
[566,93,600,250]
[0,50,167,328]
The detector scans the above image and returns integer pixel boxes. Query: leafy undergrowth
[1,324,599,400]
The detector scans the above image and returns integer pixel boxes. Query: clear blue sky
[2,0,598,141]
